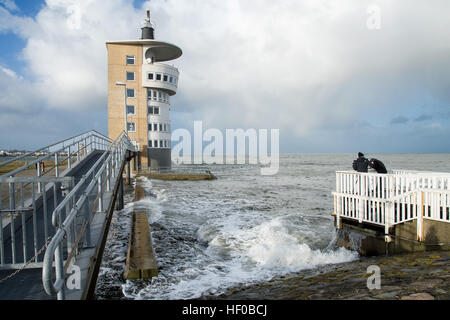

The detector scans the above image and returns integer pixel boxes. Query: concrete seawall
[124,185,158,280]
[138,172,217,181]
[334,217,450,256]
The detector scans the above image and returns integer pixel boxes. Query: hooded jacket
[352,154,369,172]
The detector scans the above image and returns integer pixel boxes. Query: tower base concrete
[148,148,171,170]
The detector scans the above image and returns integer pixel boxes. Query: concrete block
[125,184,157,280]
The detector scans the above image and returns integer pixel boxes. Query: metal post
[65,203,73,258]
[116,177,124,211]
[68,146,71,169]
[21,183,27,263]
[9,182,16,264]
[43,183,49,241]
[106,162,111,192]
[84,197,91,247]
[98,174,103,212]
[37,162,42,193]
[32,183,38,262]
[55,153,59,177]
[126,160,131,185]
[56,243,66,300]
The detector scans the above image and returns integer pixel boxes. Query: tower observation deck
[106,10,182,170]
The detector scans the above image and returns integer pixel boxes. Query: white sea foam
[244,218,357,268]
[122,187,358,300]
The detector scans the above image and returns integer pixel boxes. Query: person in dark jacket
[369,158,387,174]
[352,152,369,172]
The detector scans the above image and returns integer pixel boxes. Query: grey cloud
[414,114,433,122]
[390,116,409,125]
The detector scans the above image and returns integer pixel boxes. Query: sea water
[95,153,450,300]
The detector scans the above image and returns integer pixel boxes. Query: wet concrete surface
[206,250,449,300]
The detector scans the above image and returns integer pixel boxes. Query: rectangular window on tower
[154,140,158,148]
[127,88,135,98]
[148,73,154,80]
[159,124,163,132]
[148,124,152,131]
[126,72,135,81]
[127,122,136,132]
[148,140,152,148]
[163,75,168,82]
[148,107,153,114]
[156,74,162,81]
[154,107,159,115]
[126,55,135,65]
[153,123,158,131]
[126,105,135,115]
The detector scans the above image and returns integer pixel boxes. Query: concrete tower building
[106,10,182,170]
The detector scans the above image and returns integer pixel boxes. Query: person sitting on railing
[352,152,369,173]
[369,158,387,174]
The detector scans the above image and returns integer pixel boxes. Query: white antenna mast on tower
[142,9,154,28]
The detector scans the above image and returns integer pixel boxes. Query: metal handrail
[0,130,110,168]
[50,131,130,226]
[42,131,134,299]
[0,130,111,179]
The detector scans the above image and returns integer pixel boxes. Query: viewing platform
[332,170,450,256]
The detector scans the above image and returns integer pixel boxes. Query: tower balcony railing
[332,170,450,241]
[142,63,179,95]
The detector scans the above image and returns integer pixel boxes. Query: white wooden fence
[333,170,450,241]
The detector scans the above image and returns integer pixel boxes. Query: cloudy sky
[0,0,449,153]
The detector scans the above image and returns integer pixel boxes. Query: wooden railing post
[359,174,365,223]
[417,191,424,242]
